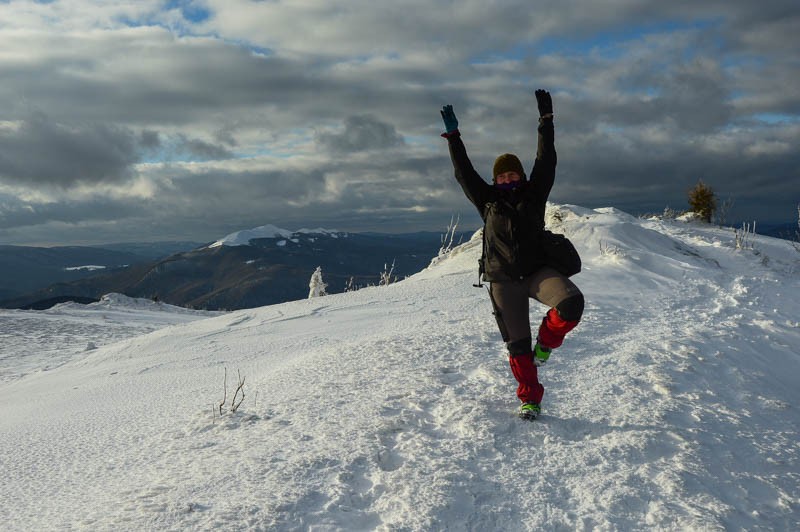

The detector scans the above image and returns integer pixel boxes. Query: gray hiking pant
[489,266,583,355]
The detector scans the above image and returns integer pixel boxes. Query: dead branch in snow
[219,367,227,415]
[231,370,246,412]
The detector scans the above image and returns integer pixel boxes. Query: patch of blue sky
[112,20,275,60]
[115,14,183,35]
[226,40,273,59]
[472,18,720,65]
[165,0,211,24]
[115,1,211,36]
[753,113,799,124]
[561,18,715,56]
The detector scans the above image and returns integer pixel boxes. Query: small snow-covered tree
[308,266,328,298]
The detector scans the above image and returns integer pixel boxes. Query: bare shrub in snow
[219,367,228,415]
[735,221,757,250]
[231,370,245,413]
[379,260,396,286]
[715,195,735,226]
[308,266,328,298]
[642,206,683,221]
[429,216,468,268]
[794,204,800,253]
[545,204,573,229]
[218,367,246,416]
[438,215,461,258]
[599,240,625,258]
[344,276,357,292]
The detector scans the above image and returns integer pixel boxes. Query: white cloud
[0,1,163,32]
[744,140,792,157]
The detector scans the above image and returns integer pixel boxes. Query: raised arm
[440,105,491,211]
[528,89,558,202]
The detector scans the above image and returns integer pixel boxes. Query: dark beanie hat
[492,153,525,182]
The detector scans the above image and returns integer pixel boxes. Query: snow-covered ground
[0,294,219,384]
[1,205,798,530]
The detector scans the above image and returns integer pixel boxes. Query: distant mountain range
[753,222,798,241]
[1,227,469,310]
[0,241,203,302]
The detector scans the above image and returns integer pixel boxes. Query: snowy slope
[0,294,218,384]
[1,205,798,530]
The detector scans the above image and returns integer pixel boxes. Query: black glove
[535,89,553,118]
[440,104,459,134]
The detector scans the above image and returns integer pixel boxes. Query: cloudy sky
[1,0,798,245]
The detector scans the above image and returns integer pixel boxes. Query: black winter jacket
[445,118,557,282]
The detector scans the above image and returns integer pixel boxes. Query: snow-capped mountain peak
[208,224,344,248]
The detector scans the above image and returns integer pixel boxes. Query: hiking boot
[518,402,541,420]
[533,343,551,366]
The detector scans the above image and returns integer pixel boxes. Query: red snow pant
[509,353,545,404]
[489,267,584,404]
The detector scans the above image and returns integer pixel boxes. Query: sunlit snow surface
[1,205,799,530]
[0,294,219,384]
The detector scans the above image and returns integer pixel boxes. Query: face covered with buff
[492,153,525,190]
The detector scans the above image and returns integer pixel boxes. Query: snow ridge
[1,204,798,530]
[208,224,343,248]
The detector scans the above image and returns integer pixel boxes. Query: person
[440,89,584,420]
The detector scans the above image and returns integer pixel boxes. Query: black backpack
[541,229,581,278]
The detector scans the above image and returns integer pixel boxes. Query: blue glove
[440,105,459,134]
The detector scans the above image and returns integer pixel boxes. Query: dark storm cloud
[553,121,800,219]
[316,115,405,153]
[0,191,147,230]
[500,56,734,137]
[167,167,327,213]
[0,27,330,130]
[0,151,453,244]
[174,136,234,160]
[139,130,162,150]
[0,112,140,186]
[209,152,449,230]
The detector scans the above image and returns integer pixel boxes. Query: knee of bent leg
[556,292,584,322]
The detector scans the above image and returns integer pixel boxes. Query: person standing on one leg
[440,89,585,420]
